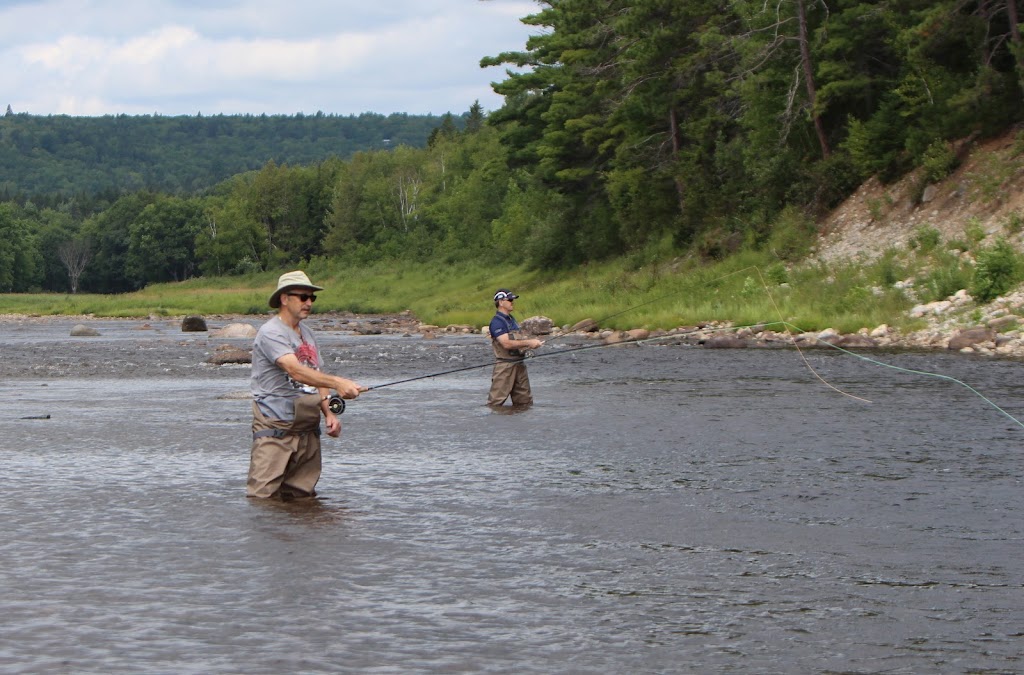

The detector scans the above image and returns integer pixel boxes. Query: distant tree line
[0,109,448,198]
[1,1,1022,293]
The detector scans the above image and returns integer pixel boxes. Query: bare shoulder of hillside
[816,128,1024,262]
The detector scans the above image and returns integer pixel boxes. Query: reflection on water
[1,325,1023,674]
[486,403,534,416]
[247,495,353,526]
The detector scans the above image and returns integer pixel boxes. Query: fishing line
[356,317,1024,429]
[746,263,1024,427]
[774,320,1024,430]
[750,265,872,403]
[749,266,1024,425]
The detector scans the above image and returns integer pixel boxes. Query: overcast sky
[0,0,540,118]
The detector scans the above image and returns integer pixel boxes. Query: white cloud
[0,0,539,116]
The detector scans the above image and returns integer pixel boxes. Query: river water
[1,317,1022,674]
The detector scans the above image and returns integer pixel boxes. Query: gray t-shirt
[250,315,323,420]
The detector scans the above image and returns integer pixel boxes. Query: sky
[0,0,540,118]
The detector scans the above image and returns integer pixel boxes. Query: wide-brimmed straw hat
[269,270,324,308]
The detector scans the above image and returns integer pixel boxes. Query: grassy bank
[2,244,965,335]
[7,225,1018,334]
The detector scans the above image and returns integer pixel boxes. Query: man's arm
[275,353,364,398]
[497,333,543,351]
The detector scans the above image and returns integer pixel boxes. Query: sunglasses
[287,293,317,303]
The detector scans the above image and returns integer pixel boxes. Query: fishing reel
[327,395,346,415]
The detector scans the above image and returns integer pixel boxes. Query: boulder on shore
[571,318,599,333]
[833,334,878,348]
[603,330,631,344]
[947,326,994,350]
[626,328,650,341]
[704,335,747,349]
[181,315,208,332]
[522,316,554,335]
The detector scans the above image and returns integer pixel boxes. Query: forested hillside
[1,1,1023,297]
[0,109,450,198]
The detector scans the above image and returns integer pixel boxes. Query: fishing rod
[362,290,736,394]
[346,321,763,401]
[366,331,679,393]
[332,273,767,412]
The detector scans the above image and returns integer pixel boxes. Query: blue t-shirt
[489,312,527,361]
[489,312,519,340]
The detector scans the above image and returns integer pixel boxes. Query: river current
[1,318,1021,673]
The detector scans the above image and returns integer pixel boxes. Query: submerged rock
[207,346,251,365]
[210,323,257,338]
[70,324,100,337]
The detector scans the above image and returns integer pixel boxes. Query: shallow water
[1,319,1023,673]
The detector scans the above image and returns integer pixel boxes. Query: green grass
[2,244,969,335]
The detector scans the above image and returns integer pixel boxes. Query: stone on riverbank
[521,316,554,335]
[704,335,747,349]
[571,318,599,333]
[832,334,878,348]
[947,326,995,351]
[181,316,208,332]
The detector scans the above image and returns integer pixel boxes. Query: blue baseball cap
[493,289,519,302]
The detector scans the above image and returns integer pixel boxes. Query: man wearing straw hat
[248,270,365,499]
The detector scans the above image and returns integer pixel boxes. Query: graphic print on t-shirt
[289,339,320,393]
[295,340,318,368]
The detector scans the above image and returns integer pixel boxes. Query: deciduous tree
[57,238,91,293]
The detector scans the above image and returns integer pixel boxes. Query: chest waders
[489,330,534,406]
[247,393,324,499]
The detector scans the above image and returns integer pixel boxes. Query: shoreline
[4,305,1023,360]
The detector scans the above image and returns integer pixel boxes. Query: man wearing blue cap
[488,288,543,406]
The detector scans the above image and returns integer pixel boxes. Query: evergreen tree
[464,101,486,134]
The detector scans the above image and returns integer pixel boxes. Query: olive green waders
[248,393,323,499]
[488,360,533,406]
[489,329,534,406]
